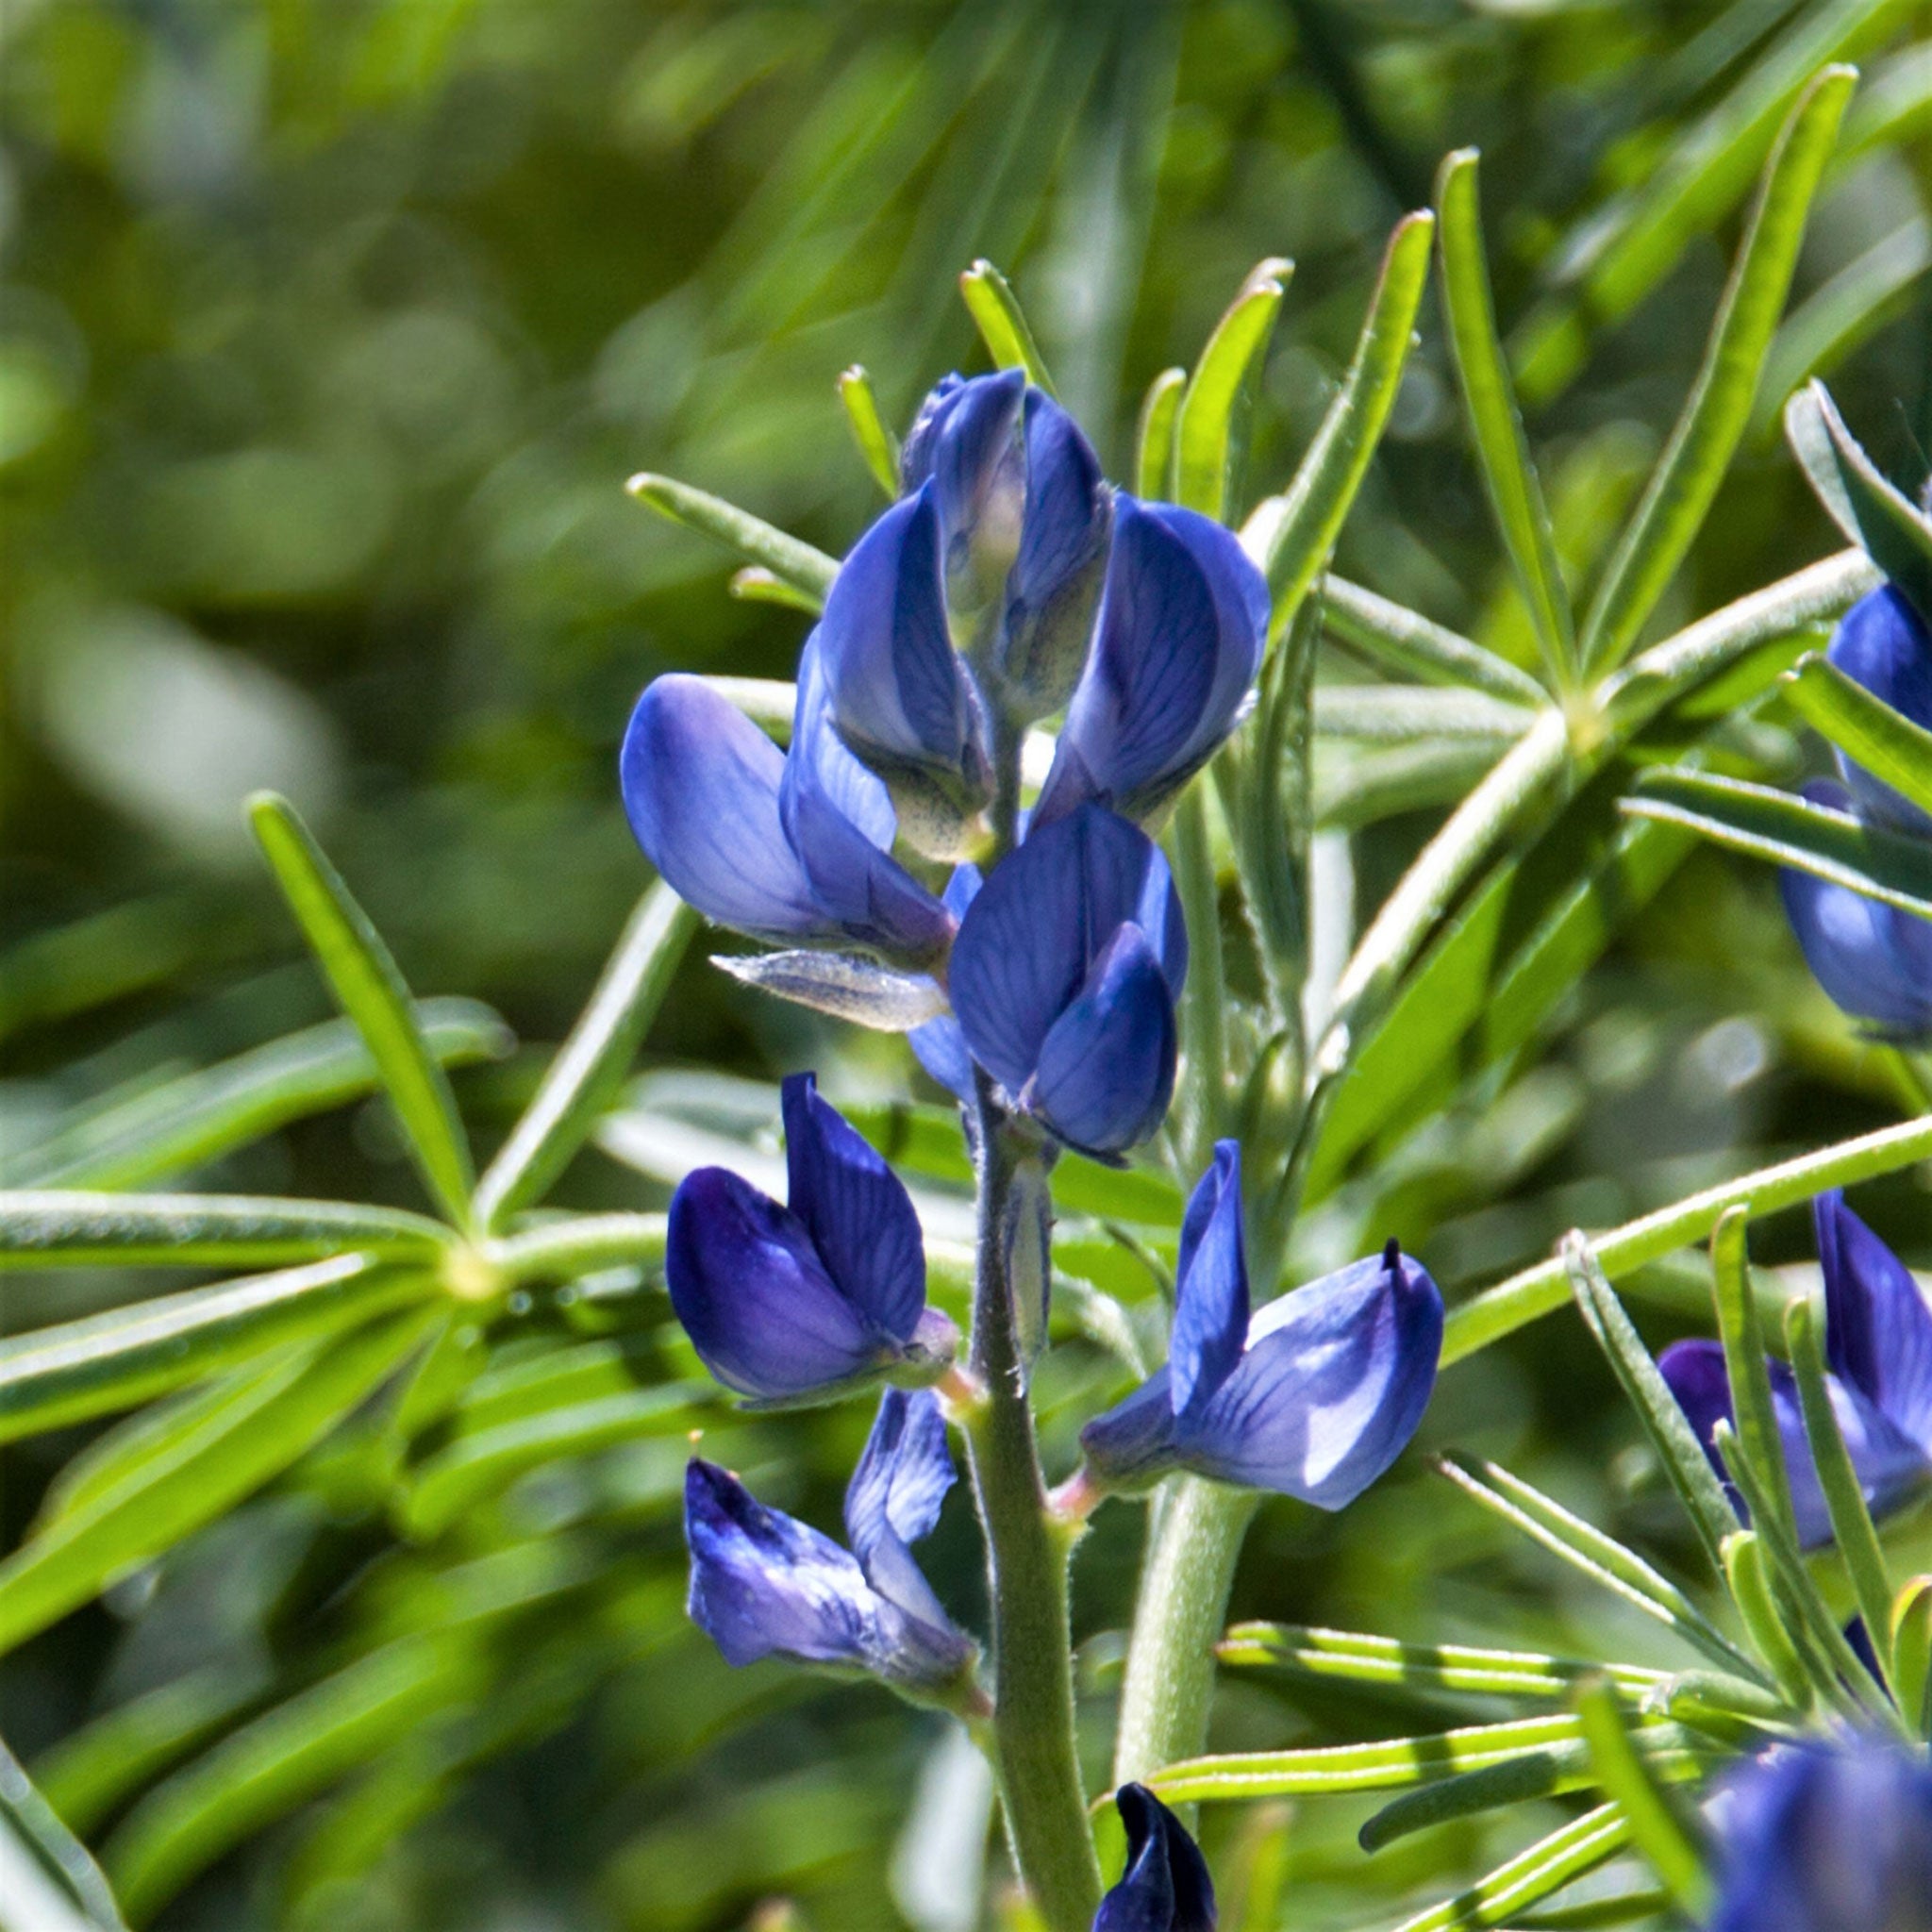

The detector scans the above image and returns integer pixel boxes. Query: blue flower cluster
[1781,584,1932,1035]
[623,369,1267,1158]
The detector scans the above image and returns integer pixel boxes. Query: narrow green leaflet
[1784,380,1932,618]
[1321,573,1548,705]
[958,258,1055,392]
[625,472,839,600]
[1783,652,1932,820]
[1313,686,1536,743]
[1579,67,1855,675]
[1172,257,1291,523]
[1135,367,1186,500]
[3,1001,508,1192]
[838,363,900,497]
[1436,149,1574,690]
[249,794,476,1227]
[1389,1802,1630,1932]
[0,1810,118,1932]
[1168,787,1233,1166]
[1627,765,1932,916]
[1709,1208,1796,1550]
[1564,1234,1740,1574]
[1241,210,1433,637]
[1723,1530,1815,1710]
[0,1191,448,1270]
[728,566,823,612]
[0,1736,126,1930]
[0,1256,431,1445]
[1892,1575,1932,1732]
[1574,1680,1710,1917]
[475,882,698,1230]
[0,1308,438,1657]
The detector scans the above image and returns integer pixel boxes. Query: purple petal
[1094,1785,1216,1932]
[621,676,831,943]
[899,374,964,491]
[1169,1141,1250,1421]
[929,370,1026,609]
[1080,1369,1184,1488]
[843,1388,958,1629]
[1826,585,1932,835]
[666,1167,890,1399]
[684,1458,878,1669]
[1816,1190,1932,1447]
[1184,1243,1442,1507]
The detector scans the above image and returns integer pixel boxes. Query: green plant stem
[962,1079,1101,1932]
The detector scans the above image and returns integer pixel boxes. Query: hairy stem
[963,1078,1102,1932]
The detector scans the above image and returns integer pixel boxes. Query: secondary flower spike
[1081,1143,1443,1500]
[1707,1737,1932,1931]
[1660,1189,1932,1546]
[1093,1784,1216,1932]
[947,803,1187,1157]
[665,1073,956,1403]
[1033,497,1269,830]
[621,662,953,964]
[1824,583,1932,835]
[684,1388,977,1703]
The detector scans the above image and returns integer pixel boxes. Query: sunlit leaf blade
[728,565,824,612]
[958,258,1055,393]
[1134,367,1186,499]
[0,1308,438,1658]
[0,1737,126,1930]
[248,793,476,1228]
[3,1002,510,1193]
[1389,1802,1630,1932]
[1241,210,1433,637]
[1173,258,1291,523]
[0,1256,434,1446]
[475,883,698,1230]
[1579,66,1855,675]
[1722,1528,1817,1710]
[0,1191,450,1271]
[1322,575,1547,705]
[396,1382,713,1541]
[1435,149,1574,689]
[838,363,901,497]
[1625,764,1932,916]
[1709,1208,1797,1550]
[1574,1679,1710,1917]
[1890,1574,1932,1731]
[1782,651,1932,820]
[625,472,839,599]
[1313,687,1535,743]
[1784,379,1932,618]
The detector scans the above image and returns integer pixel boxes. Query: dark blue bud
[684,1389,975,1698]
[948,804,1186,1158]
[1826,585,1932,834]
[1661,1189,1932,1547]
[666,1073,953,1402]
[1083,1145,1443,1501]
[817,485,994,858]
[1708,1738,1932,1932]
[1035,498,1268,829]
[1093,1784,1216,1932]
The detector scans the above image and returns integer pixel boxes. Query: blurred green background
[5,2,1932,1927]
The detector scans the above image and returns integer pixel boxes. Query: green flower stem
[1112,1477,1257,1790]
[962,1079,1101,1932]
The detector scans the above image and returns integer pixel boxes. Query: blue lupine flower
[666,1073,955,1402]
[1707,1737,1932,1931]
[1033,498,1269,830]
[684,1387,977,1700]
[1661,1189,1932,1547]
[947,804,1186,1157]
[816,483,993,858]
[1081,1143,1443,1500]
[901,370,1113,719]
[1779,779,1932,1038]
[908,861,983,1101]
[1824,583,1932,835]
[1094,1784,1216,1932]
[622,650,953,964]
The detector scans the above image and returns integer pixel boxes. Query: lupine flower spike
[1082,1142,1443,1500]
[1093,1784,1216,1932]
[666,1073,957,1404]
[684,1388,978,1706]
[1661,1189,1932,1545]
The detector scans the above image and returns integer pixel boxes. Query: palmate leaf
[1321,574,1548,706]
[625,472,839,602]
[1172,257,1291,523]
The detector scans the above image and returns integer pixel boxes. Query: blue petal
[779,637,956,961]
[1816,1190,1932,1449]
[1094,1784,1217,1932]
[900,374,964,491]
[781,1074,926,1347]
[1169,1142,1250,1421]
[950,805,1188,1100]
[929,370,1026,609]
[1709,1739,1932,1932]
[666,1167,890,1398]
[843,1388,958,1629]
[684,1458,879,1670]
[1026,924,1178,1156]
[1827,585,1932,835]
[908,862,984,1100]
[1183,1244,1443,1506]
[1034,498,1268,828]
[1080,1370,1184,1488]
[621,676,832,943]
